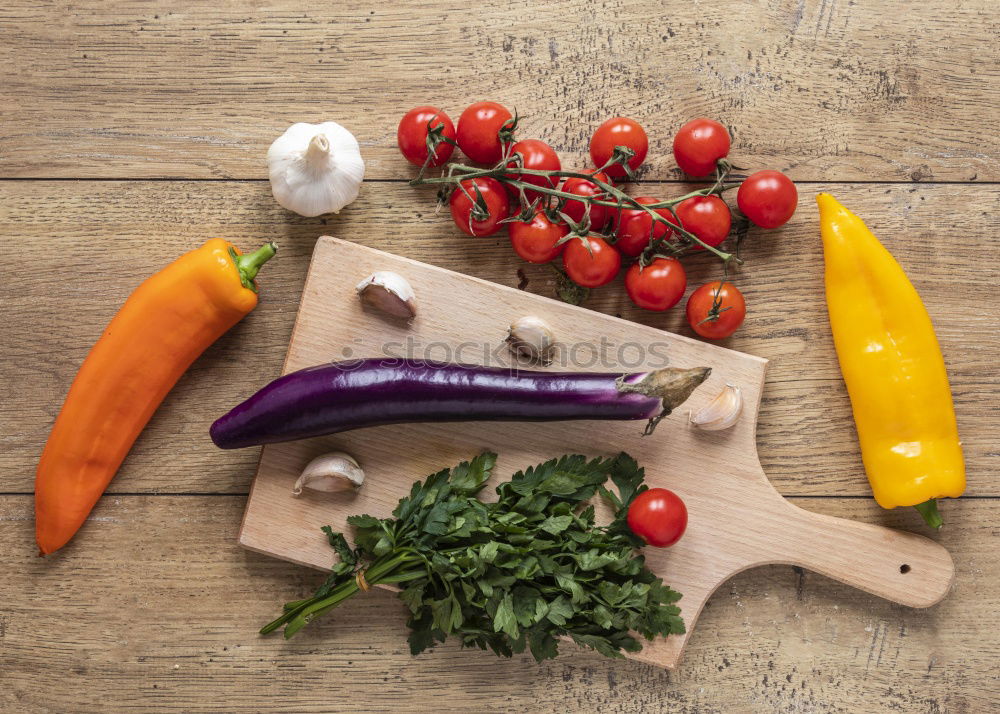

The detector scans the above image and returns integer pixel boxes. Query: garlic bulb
[690,383,743,431]
[356,271,417,319]
[506,316,556,364]
[267,122,365,217]
[292,452,365,496]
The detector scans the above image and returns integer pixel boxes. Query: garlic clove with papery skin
[356,271,417,319]
[267,121,365,217]
[506,316,557,365]
[689,383,743,431]
[292,452,365,496]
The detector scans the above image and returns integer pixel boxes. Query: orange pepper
[35,239,276,554]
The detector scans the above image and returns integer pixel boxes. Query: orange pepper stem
[232,241,278,291]
[914,499,943,530]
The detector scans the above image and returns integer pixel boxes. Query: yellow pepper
[817,193,964,528]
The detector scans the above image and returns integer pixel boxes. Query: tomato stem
[413,163,741,265]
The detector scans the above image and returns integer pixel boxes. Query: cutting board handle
[763,500,954,608]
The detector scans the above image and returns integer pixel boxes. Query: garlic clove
[689,383,743,431]
[506,316,557,364]
[356,271,417,319]
[267,121,365,217]
[292,452,365,496]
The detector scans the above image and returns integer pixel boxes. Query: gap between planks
[3,493,1000,499]
[2,178,999,185]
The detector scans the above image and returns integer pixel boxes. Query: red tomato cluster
[397,105,798,340]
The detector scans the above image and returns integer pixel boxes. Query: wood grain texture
[1,494,995,713]
[239,237,953,669]
[3,181,996,499]
[1,0,996,705]
[1,0,998,180]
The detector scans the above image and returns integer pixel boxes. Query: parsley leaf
[261,450,686,662]
[493,593,519,638]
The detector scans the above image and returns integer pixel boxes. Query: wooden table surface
[2,1,998,712]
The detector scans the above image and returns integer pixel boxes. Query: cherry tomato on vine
[627,488,687,547]
[506,139,561,199]
[737,170,798,228]
[589,117,648,180]
[686,281,746,339]
[612,196,674,257]
[561,169,612,230]
[397,106,456,167]
[562,234,621,288]
[672,118,730,177]
[449,177,510,237]
[625,258,687,311]
[674,195,731,249]
[456,101,515,164]
[508,211,569,264]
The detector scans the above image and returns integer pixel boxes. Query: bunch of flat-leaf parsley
[261,452,685,661]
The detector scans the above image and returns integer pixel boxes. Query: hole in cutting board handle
[900,564,911,574]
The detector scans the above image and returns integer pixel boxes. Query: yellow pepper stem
[914,499,943,530]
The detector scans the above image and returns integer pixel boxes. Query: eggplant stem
[617,366,712,426]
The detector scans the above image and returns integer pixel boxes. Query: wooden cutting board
[240,236,954,669]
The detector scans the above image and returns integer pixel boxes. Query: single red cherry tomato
[672,118,730,177]
[686,281,746,339]
[506,139,561,199]
[625,258,687,311]
[562,234,621,288]
[737,170,798,228]
[561,169,611,230]
[397,106,455,167]
[612,196,674,257]
[449,177,510,237]
[508,211,569,264]
[674,195,731,249]
[590,117,648,180]
[627,488,687,547]
[456,101,515,164]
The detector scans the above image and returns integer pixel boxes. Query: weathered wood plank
[3,181,995,497]
[1,0,997,180]
[0,494,995,713]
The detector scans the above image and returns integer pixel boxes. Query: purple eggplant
[210,358,711,449]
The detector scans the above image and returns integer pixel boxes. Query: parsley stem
[282,598,311,612]
[378,569,427,584]
[261,551,423,637]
